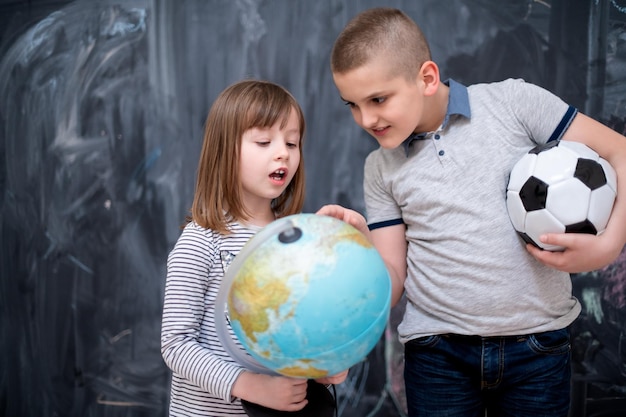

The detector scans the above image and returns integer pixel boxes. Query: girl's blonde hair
[190,80,306,234]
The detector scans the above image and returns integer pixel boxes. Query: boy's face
[333,60,426,150]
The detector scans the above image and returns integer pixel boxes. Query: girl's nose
[275,143,289,160]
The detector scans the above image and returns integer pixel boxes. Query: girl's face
[239,107,301,216]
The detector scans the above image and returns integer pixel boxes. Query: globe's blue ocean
[251,238,391,366]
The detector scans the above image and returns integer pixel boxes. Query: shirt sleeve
[500,78,577,145]
[161,224,245,402]
[363,150,404,229]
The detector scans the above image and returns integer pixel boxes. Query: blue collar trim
[402,79,471,154]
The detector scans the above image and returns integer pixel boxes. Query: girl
[161,80,346,416]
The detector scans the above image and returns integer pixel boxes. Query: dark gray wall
[1,1,625,416]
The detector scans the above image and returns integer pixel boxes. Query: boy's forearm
[389,270,406,307]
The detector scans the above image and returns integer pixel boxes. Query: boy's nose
[360,109,378,128]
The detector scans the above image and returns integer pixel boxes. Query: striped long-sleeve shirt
[161,221,259,416]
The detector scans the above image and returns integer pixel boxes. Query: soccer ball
[506,140,617,251]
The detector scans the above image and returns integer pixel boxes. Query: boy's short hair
[331,7,431,80]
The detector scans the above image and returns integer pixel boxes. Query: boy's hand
[526,232,622,273]
[316,204,370,239]
[314,369,349,385]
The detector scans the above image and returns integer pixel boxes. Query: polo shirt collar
[402,79,471,154]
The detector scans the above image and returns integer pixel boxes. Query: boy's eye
[373,97,386,104]
[343,101,355,107]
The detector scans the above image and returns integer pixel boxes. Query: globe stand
[241,380,336,417]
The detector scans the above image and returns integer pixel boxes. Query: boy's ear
[418,61,440,96]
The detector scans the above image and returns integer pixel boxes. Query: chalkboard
[1,1,625,416]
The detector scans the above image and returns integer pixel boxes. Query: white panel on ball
[507,154,537,192]
[560,140,599,160]
[588,185,617,232]
[506,190,528,232]
[545,179,591,225]
[533,146,578,185]
[524,209,567,251]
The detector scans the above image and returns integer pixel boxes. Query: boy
[318,7,626,417]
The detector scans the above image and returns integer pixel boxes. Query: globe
[215,213,391,379]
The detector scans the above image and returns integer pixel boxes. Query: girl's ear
[418,60,440,97]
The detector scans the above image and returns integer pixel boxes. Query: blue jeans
[404,329,571,417]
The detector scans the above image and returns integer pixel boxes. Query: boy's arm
[528,112,626,272]
[316,205,407,306]
[370,224,407,306]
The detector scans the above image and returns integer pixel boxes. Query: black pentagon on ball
[574,158,607,190]
[518,176,548,211]
[528,140,559,154]
[565,219,598,235]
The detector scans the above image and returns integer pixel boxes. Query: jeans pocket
[405,335,441,351]
[527,328,571,355]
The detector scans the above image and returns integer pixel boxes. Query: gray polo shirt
[364,78,581,342]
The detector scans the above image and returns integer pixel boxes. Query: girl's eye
[256,141,270,146]
[287,142,299,148]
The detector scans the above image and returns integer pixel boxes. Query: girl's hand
[234,372,308,411]
[314,369,349,385]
